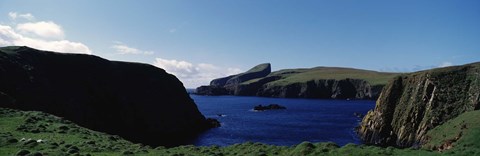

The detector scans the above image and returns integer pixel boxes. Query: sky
[0,0,479,88]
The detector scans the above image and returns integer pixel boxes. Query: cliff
[358,62,480,148]
[0,46,216,147]
[253,78,383,99]
[210,63,271,87]
[197,64,398,99]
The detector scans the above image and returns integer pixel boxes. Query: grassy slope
[422,110,480,155]
[0,108,444,156]
[245,63,270,73]
[242,67,399,87]
[0,108,140,156]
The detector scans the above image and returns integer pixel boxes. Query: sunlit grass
[242,67,400,87]
[3,107,478,155]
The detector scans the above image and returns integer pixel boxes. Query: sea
[189,94,375,147]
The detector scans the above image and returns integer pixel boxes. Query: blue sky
[0,0,479,88]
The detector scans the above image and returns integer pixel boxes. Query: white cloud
[439,62,453,68]
[154,58,197,77]
[0,13,91,54]
[8,12,17,20]
[16,21,64,39]
[143,51,154,55]
[227,67,243,75]
[111,43,154,55]
[9,12,35,21]
[168,21,188,33]
[0,25,91,54]
[111,44,141,54]
[153,58,243,88]
[379,62,456,73]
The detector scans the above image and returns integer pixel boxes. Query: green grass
[242,67,400,86]
[245,63,270,73]
[422,110,480,155]
[0,108,142,156]
[4,107,479,155]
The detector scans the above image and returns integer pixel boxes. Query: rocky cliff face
[0,46,215,147]
[253,79,382,99]
[358,62,480,148]
[197,64,393,99]
[196,85,228,95]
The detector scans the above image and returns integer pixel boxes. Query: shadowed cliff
[0,46,216,147]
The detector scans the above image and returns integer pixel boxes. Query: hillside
[244,67,397,86]
[358,62,480,148]
[0,46,217,147]
[422,110,480,155]
[211,63,271,87]
[197,64,399,99]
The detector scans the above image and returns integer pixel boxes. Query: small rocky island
[253,104,286,111]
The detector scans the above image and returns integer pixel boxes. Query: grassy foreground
[2,108,478,156]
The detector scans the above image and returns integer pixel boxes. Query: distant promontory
[196,63,399,100]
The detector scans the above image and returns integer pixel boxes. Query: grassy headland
[243,67,399,87]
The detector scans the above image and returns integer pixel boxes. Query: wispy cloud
[438,62,453,67]
[8,12,35,21]
[111,42,154,55]
[153,58,242,88]
[16,21,65,40]
[379,62,456,72]
[168,21,188,33]
[0,12,91,54]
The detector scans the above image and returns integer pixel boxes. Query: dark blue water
[190,95,375,146]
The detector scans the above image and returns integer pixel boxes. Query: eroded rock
[358,62,480,148]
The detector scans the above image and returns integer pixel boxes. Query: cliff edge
[358,62,480,148]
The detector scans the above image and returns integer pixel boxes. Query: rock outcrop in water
[358,62,480,148]
[253,104,286,111]
[196,64,397,100]
[0,46,216,147]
